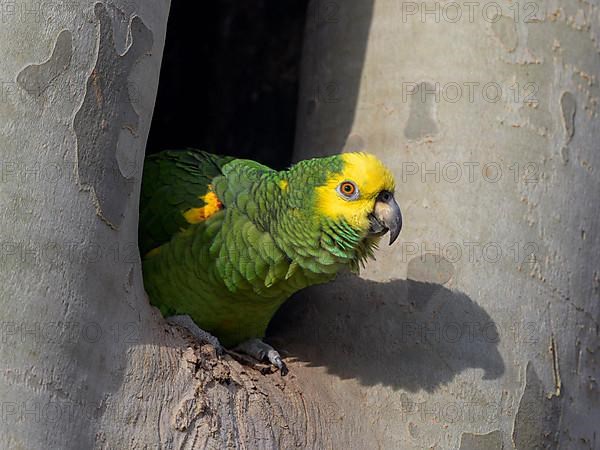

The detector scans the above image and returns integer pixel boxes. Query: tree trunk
[290,0,600,448]
[0,1,171,447]
[2,0,598,449]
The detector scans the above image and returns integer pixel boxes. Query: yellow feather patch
[278,179,288,191]
[145,246,162,258]
[315,152,395,230]
[183,191,223,224]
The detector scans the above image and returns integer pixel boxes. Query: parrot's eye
[337,181,359,200]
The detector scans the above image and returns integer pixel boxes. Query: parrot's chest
[143,213,340,346]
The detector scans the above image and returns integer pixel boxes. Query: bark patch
[560,91,576,144]
[404,82,439,141]
[459,430,503,450]
[17,30,72,97]
[491,16,518,52]
[74,3,153,227]
[512,362,560,449]
[407,253,454,285]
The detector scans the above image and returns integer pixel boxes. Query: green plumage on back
[140,149,398,347]
[139,150,234,255]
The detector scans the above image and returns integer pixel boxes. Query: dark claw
[280,362,289,376]
[271,355,289,376]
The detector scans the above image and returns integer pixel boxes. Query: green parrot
[139,149,402,374]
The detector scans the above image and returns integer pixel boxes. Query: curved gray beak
[369,191,402,245]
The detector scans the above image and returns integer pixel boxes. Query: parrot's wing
[139,149,235,256]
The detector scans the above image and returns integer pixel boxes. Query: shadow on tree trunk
[269,276,505,391]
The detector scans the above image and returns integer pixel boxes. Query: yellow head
[315,153,400,243]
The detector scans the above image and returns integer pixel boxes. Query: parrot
[139,149,402,375]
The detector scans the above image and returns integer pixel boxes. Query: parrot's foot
[167,315,224,355]
[234,338,289,376]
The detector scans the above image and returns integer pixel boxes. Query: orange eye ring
[341,182,355,195]
[337,181,359,199]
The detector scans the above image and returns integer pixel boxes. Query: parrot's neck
[244,167,378,277]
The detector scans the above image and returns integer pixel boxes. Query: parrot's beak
[368,191,402,245]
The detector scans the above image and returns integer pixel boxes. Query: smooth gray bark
[0,2,174,448]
